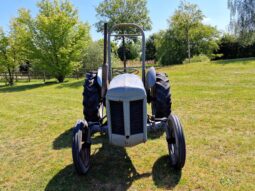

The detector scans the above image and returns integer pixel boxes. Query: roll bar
[107,23,146,85]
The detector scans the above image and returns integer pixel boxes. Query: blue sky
[0,0,230,40]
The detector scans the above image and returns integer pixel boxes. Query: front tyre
[166,114,186,169]
[72,120,91,175]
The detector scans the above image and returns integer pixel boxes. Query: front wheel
[166,114,186,169]
[72,120,91,175]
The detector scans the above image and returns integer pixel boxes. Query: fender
[145,67,156,89]
[97,67,102,87]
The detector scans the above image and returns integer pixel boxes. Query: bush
[183,54,210,64]
[214,34,255,60]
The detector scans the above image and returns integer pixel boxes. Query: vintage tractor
[72,23,186,175]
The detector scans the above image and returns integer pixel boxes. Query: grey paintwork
[106,74,147,147]
[107,23,146,84]
[145,67,156,89]
[97,67,102,87]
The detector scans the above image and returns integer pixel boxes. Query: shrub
[183,54,210,64]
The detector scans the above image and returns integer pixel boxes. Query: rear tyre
[72,120,91,175]
[83,72,101,122]
[152,73,171,118]
[166,114,186,169]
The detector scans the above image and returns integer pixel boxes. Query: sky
[0,0,230,40]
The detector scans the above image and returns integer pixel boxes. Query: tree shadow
[46,135,151,191]
[0,81,58,93]
[56,80,84,89]
[152,156,182,189]
[214,58,254,65]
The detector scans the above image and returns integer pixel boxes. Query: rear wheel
[152,73,171,118]
[72,120,91,175]
[83,72,101,122]
[166,114,186,169]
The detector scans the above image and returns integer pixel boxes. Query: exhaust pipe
[101,23,109,98]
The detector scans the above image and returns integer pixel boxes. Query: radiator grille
[110,101,124,135]
[130,100,144,135]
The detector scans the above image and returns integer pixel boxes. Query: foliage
[83,40,122,70]
[215,33,255,59]
[171,0,204,62]
[117,41,140,61]
[155,30,187,65]
[228,0,255,44]
[95,0,152,33]
[83,41,104,70]
[0,24,26,85]
[183,54,210,64]
[14,0,91,83]
[155,1,219,65]
[146,34,157,61]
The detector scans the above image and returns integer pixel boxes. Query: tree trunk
[15,73,18,82]
[43,71,46,83]
[57,75,65,83]
[28,70,31,82]
[187,31,191,63]
[7,68,14,86]
[122,36,127,72]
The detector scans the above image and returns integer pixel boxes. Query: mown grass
[0,59,254,191]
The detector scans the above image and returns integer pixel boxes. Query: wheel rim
[168,129,179,166]
[80,143,90,168]
[167,115,180,167]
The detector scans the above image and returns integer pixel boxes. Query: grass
[0,58,255,191]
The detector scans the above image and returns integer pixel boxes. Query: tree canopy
[228,0,255,44]
[95,0,152,33]
[14,0,91,82]
[155,1,219,65]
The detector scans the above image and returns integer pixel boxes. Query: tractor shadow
[52,128,73,150]
[53,126,166,150]
[49,129,181,190]
[152,156,182,189]
[47,135,151,190]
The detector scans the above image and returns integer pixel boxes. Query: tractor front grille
[130,100,144,135]
[110,101,124,135]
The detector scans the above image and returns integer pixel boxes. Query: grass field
[0,59,254,191]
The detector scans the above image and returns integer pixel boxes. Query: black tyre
[152,73,171,118]
[166,114,186,169]
[72,120,91,175]
[83,72,101,122]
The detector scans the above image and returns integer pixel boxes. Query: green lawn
[0,59,254,191]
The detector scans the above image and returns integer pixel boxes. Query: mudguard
[145,67,156,89]
[97,67,102,87]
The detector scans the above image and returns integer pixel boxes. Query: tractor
[72,23,186,175]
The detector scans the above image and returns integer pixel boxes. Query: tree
[0,24,25,86]
[155,30,187,65]
[146,34,157,61]
[95,0,152,69]
[83,41,104,70]
[15,0,91,83]
[171,1,204,62]
[228,0,255,44]
[117,41,140,61]
[215,33,255,59]
[155,1,219,65]
[95,0,152,33]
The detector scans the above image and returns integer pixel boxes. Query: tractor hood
[106,74,146,100]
